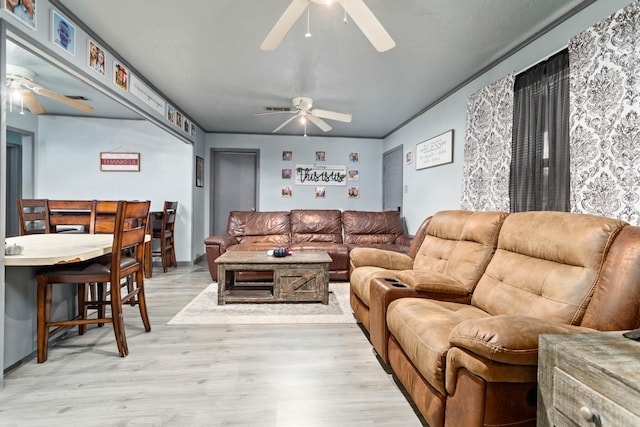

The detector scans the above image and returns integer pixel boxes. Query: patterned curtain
[460,74,515,211]
[569,0,640,223]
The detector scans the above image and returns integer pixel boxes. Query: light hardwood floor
[1,263,425,426]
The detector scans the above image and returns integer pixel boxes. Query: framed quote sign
[416,130,454,170]
[100,152,140,172]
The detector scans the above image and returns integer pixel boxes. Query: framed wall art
[416,129,454,170]
[51,10,75,55]
[195,156,204,187]
[100,152,140,172]
[4,0,37,30]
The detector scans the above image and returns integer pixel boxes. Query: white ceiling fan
[261,0,395,52]
[257,97,352,134]
[6,64,94,115]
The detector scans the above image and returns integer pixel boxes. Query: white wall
[205,133,384,236]
[385,0,634,234]
[36,116,194,262]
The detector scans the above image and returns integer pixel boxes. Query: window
[510,49,570,212]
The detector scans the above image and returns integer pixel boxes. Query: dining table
[2,233,118,383]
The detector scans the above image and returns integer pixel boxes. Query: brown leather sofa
[349,210,640,427]
[204,209,412,282]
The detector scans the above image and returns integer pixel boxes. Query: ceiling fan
[257,97,352,134]
[6,64,94,115]
[261,0,395,52]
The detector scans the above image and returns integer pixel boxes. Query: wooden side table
[538,332,640,426]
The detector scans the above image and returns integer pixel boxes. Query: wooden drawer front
[553,369,640,426]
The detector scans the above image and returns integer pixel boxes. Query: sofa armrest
[449,315,596,366]
[394,234,413,247]
[349,247,414,270]
[397,271,469,296]
[204,234,239,281]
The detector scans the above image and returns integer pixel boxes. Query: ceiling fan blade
[273,114,299,133]
[32,86,94,113]
[21,90,46,114]
[312,108,352,123]
[260,0,309,51]
[307,115,332,132]
[339,0,396,52]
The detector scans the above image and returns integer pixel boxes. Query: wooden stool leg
[78,283,87,335]
[36,276,52,363]
[136,271,151,332]
[109,282,128,357]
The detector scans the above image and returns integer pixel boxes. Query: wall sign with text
[295,164,346,186]
[100,152,140,172]
[416,130,454,170]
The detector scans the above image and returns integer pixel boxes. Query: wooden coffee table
[215,251,332,304]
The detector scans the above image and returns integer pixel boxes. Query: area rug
[167,282,356,325]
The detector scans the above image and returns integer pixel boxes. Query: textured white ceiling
[50,0,590,137]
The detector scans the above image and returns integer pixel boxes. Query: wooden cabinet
[538,332,640,426]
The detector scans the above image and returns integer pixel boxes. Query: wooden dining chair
[152,201,178,272]
[17,198,50,235]
[36,200,151,362]
[47,199,94,233]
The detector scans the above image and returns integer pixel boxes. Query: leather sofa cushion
[350,266,400,306]
[227,211,291,245]
[342,210,404,245]
[290,242,349,271]
[412,211,507,293]
[472,211,627,325]
[387,297,490,395]
[290,209,343,243]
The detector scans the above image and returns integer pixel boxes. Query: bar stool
[36,200,151,362]
[152,201,178,272]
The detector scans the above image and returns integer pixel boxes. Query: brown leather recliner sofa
[349,209,640,427]
[204,209,412,282]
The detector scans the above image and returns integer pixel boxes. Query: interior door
[383,145,403,215]
[211,149,258,235]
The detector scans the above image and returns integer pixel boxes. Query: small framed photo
[282,150,292,161]
[114,61,129,91]
[405,150,413,165]
[316,151,326,162]
[348,169,359,181]
[184,118,190,133]
[281,186,292,198]
[87,39,106,76]
[315,187,326,198]
[282,168,292,179]
[51,10,75,55]
[190,122,196,137]
[176,111,183,128]
[4,0,36,30]
[349,152,359,163]
[348,187,360,198]
[195,156,204,188]
[167,105,176,123]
